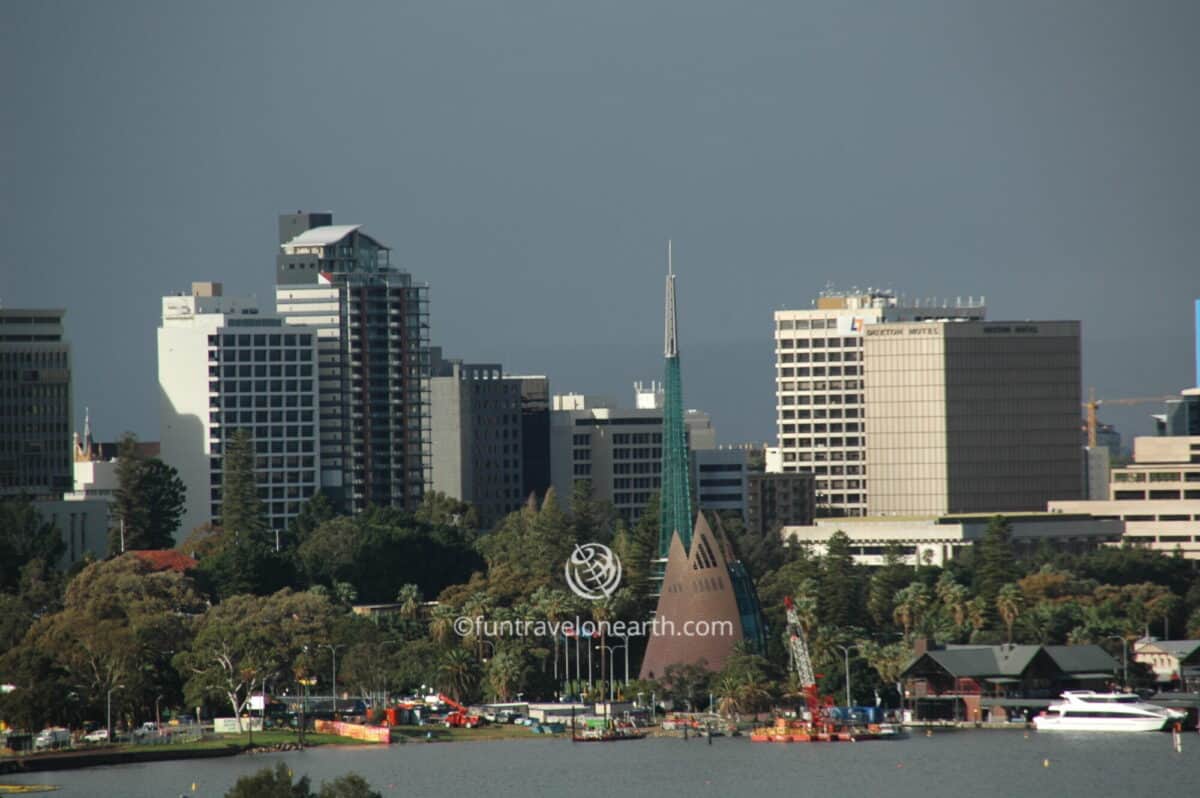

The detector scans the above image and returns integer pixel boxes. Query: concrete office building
[430,354,546,528]
[549,386,722,524]
[691,447,749,519]
[274,212,431,514]
[781,513,1122,567]
[0,309,72,498]
[774,290,985,516]
[1050,429,1200,559]
[864,320,1083,515]
[158,282,321,538]
[746,471,816,537]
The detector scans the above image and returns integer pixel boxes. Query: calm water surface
[5,730,1199,798]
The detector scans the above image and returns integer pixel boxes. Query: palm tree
[893,583,930,639]
[395,584,424,620]
[461,591,493,659]
[485,650,527,702]
[996,583,1024,644]
[429,603,459,647]
[792,578,819,635]
[936,573,969,628]
[533,587,573,683]
[436,648,480,703]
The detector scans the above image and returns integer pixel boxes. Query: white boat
[1033,691,1186,732]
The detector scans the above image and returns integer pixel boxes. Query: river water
[5,729,1199,797]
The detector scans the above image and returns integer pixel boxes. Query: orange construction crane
[1083,388,1174,448]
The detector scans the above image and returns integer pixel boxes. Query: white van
[34,727,71,750]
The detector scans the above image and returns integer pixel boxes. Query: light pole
[155,694,164,733]
[106,684,124,742]
[835,645,859,708]
[598,645,626,703]
[1107,635,1129,688]
[320,644,346,717]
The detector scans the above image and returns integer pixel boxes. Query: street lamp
[106,684,125,742]
[320,644,346,717]
[598,645,626,703]
[835,645,859,708]
[1107,635,1129,688]
[155,694,164,733]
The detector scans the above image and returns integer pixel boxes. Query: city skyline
[4,2,1200,447]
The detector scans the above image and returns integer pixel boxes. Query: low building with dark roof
[900,642,1117,722]
[1134,639,1200,690]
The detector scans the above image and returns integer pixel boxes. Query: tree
[108,434,186,552]
[568,480,612,546]
[996,583,1025,644]
[224,765,382,798]
[288,492,337,548]
[893,583,931,639]
[484,649,529,702]
[176,589,337,730]
[221,429,268,545]
[818,531,863,628]
[867,543,914,629]
[0,499,64,592]
[13,555,203,727]
[973,516,1018,623]
[414,491,480,533]
[436,647,481,702]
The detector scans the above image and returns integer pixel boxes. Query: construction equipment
[436,693,484,728]
[1083,388,1174,447]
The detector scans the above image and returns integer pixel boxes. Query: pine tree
[221,429,267,546]
[818,530,863,628]
[108,434,186,553]
[974,515,1018,625]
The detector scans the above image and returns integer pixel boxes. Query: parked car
[34,728,71,750]
[83,728,110,743]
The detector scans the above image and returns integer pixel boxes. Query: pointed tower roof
[657,241,693,561]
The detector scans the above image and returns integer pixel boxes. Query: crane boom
[783,596,815,688]
[1083,388,1174,448]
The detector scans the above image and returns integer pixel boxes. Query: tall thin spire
[664,240,678,358]
[658,240,692,561]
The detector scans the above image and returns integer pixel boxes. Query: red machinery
[437,694,484,728]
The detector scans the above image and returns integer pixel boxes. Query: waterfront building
[1133,639,1200,690]
[0,308,72,499]
[430,352,547,528]
[274,212,431,514]
[781,512,1122,567]
[900,642,1117,722]
[158,282,322,538]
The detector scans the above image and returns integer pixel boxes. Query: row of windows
[614,477,661,490]
[214,364,313,379]
[777,337,861,348]
[612,433,663,445]
[776,318,852,330]
[210,333,313,348]
[780,394,861,406]
[614,491,655,506]
[783,450,863,462]
[614,462,659,475]
[1115,490,1200,500]
[212,349,313,364]
[699,478,743,488]
[781,422,861,434]
[776,351,860,363]
[778,379,863,391]
[214,394,315,409]
[780,408,861,420]
[777,365,859,377]
[613,447,662,460]
[781,436,863,448]
[212,410,314,424]
[211,425,315,440]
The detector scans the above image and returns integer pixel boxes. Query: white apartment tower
[273,213,431,515]
[158,282,321,538]
[773,290,985,516]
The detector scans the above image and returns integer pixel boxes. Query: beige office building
[773,290,985,515]
[1050,430,1200,559]
[864,320,1083,515]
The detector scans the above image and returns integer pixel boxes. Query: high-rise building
[0,309,72,498]
[274,213,431,515]
[158,282,322,538]
[773,290,985,516]
[430,353,545,528]
[691,447,749,519]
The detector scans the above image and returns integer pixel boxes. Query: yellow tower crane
[1083,388,1174,448]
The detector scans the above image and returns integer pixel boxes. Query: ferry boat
[1033,691,1186,732]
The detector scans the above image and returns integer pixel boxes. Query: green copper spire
[658,241,693,559]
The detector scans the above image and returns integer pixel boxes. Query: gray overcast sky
[2,1,1198,445]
